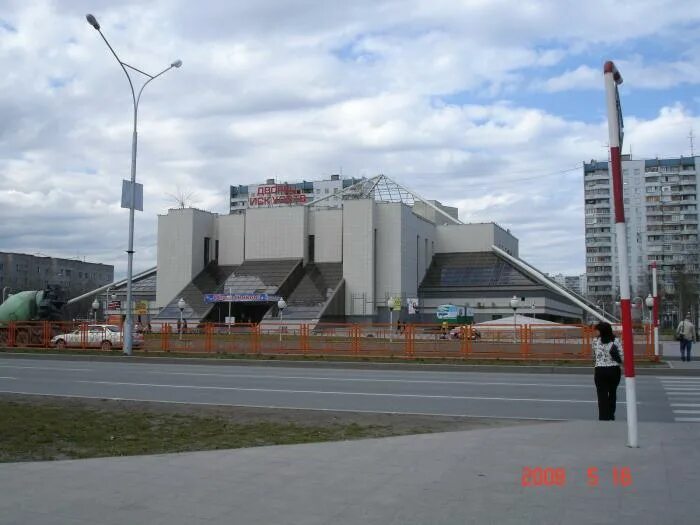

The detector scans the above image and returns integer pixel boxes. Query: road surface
[1,356,698,422]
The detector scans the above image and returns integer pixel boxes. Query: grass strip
[0,399,396,463]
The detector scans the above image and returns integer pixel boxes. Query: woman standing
[592,322,622,421]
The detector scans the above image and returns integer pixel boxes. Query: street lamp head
[171,59,182,68]
[86,14,100,30]
[645,294,654,309]
[509,296,519,310]
[177,298,186,311]
[277,298,287,310]
[91,298,100,311]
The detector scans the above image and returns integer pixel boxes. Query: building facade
[229,175,362,214]
[583,156,700,324]
[548,273,585,295]
[0,252,113,299]
[154,176,583,325]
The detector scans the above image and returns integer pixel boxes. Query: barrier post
[460,326,468,357]
[160,324,168,352]
[80,323,88,349]
[42,321,50,348]
[253,324,261,354]
[204,323,212,353]
[8,322,16,347]
[352,325,360,355]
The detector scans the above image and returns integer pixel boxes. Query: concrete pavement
[0,356,683,422]
[1,419,698,524]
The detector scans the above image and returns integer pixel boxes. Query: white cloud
[1,0,699,281]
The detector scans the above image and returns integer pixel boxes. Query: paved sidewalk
[1,420,698,525]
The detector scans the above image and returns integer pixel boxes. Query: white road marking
[672,410,700,414]
[0,390,565,421]
[143,370,593,388]
[0,365,91,372]
[670,403,700,407]
[75,379,616,404]
[674,418,700,422]
[0,377,16,380]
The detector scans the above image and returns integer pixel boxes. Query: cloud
[1,0,699,282]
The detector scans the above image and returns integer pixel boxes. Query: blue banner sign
[204,293,280,304]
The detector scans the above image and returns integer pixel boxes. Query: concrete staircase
[155,264,238,322]
[265,262,343,326]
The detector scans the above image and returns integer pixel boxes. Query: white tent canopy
[475,314,564,327]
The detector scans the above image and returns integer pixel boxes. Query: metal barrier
[0,321,660,361]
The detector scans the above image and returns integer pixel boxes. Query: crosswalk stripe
[671,403,700,407]
[667,393,700,397]
[673,410,700,414]
[675,418,700,422]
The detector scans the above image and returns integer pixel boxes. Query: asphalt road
[1,356,698,422]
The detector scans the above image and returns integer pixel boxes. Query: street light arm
[135,64,175,110]
[95,29,136,109]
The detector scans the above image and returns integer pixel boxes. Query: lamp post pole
[91,299,100,324]
[178,298,186,341]
[277,298,287,342]
[86,14,181,356]
[228,287,233,335]
[645,293,655,357]
[510,296,519,344]
[651,262,660,357]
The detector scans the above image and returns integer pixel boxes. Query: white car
[51,324,144,351]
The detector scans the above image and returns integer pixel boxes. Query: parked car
[51,324,143,351]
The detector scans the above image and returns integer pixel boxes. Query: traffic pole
[604,60,638,447]
[652,262,660,358]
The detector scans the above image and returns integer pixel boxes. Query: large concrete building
[0,252,113,300]
[0,252,114,319]
[583,156,700,325]
[154,176,585,325]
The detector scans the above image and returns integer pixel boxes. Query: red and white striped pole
[652,261,660,358]
[604,60,638,447]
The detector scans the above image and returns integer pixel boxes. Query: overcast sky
[2,0,700,279]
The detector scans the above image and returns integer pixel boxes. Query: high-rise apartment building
[549,273,586,295]
[583,156,699,324]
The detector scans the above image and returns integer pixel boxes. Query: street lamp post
[178,298,186,341]
[510,296,519,344]
[91,298,100,323]
[277,298,287,342]
[86,14,181,356]
[645,293,655,357]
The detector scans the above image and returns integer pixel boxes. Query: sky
[2,0,700,280]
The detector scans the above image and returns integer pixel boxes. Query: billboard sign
[247,184,308,208]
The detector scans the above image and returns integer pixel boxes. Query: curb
[0,351,693,375]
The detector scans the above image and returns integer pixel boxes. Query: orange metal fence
[0,321,659,361]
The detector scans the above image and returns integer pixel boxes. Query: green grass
[0,400,395,463]
[0,346,666,366]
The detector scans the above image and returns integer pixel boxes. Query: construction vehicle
[0,287,66,346]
